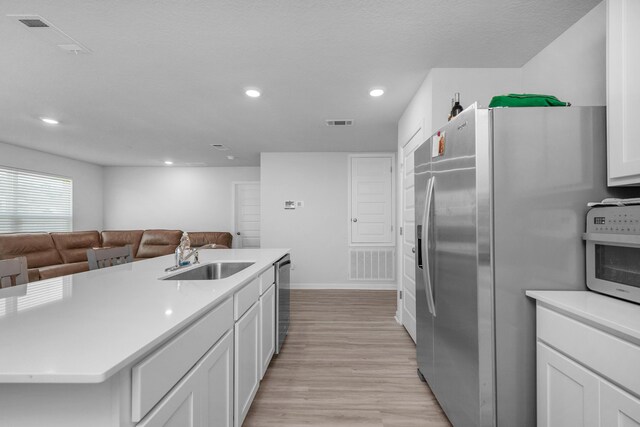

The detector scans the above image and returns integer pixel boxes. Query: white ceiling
[0,0,600,167]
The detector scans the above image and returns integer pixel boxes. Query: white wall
[399,0,606,145]
[521,1,606,106]
[103,166,259,232]
[429,68,522,132]
[398,68,521,149]
[398,72,433,150]
[0,141,104,231]
[261,153,350,286]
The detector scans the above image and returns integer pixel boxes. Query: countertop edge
[0,248,290,384]
[526,290,640,346]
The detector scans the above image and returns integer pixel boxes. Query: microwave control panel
[587,206,640,234]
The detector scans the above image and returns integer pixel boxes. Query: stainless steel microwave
[584,206,640,304]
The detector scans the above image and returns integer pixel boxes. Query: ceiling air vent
[19,19,48,28]
[210,144,229,151]
[9,15,92,54]
[326,119,354,126]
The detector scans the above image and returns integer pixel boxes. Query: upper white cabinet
[607,0,640,186]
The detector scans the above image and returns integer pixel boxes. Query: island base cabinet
[234,302,260,427]
[138,330,234,427]
[537,342,600,427]
[601,382,640,427]
[260,283,276,379]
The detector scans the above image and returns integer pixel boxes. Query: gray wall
[103,166,259,232]
[521,1,606,106]
[0,141,104,231]
[261,152,349,285]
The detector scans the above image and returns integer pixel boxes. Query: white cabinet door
[537,342,600,427]
[607,0,640,186]
[601,381,640,427]
[260,283,276,379]
[137,364,201,427]
[203,331,234,427]
[139,330,235,427]
[234,302,260,427]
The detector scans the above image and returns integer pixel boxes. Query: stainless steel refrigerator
[414,104,627,426]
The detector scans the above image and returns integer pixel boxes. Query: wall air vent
[9,15,92,54]
[349,247,395,281]
[210,144,229,151]
[326,119,354,126]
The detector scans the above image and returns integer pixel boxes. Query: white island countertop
[526,290,640,346]
[0,248,289,384]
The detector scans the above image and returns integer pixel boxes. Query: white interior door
[234,182,260,248]
[350,156,393,244]
[400,131,422,342]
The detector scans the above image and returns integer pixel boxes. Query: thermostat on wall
[284,200,295,210]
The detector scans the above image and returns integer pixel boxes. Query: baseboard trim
[291,282,397,290]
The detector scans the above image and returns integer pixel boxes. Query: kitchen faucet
[165,243,218,272]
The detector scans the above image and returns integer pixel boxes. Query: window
[0,166,72,233]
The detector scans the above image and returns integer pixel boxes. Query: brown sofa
[0,230,232,282]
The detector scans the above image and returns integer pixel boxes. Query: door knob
[352,218,358,222]
[236,232,241,235]
[412,247,415,253]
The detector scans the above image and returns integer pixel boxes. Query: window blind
[0,166,72,233]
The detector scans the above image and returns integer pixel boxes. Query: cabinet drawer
[538,306,640,396]
[132,298,234,422]
[258,266,275,295]
[235,277,260,321]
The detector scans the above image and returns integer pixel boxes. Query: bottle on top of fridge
[450,92,463,118]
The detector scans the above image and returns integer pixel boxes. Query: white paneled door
[399,130,422,343]
[234,182,260,248]
[350,156,394,245]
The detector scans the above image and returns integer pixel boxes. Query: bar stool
[87,245,134,270]
[0,256,28,288]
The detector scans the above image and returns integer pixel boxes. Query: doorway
[233,182,261,248]
[399,128,423,343]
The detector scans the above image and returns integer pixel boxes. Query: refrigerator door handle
[422,176,436,316]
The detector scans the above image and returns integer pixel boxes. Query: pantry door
[400,129,423,343]
[234,182,261,248]
[350,156,394,245]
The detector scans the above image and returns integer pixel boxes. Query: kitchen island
[0,248,289,427]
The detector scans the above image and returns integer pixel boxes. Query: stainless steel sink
[162,262,254,281]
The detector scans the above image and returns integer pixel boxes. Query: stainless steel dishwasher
[275,254,290,354]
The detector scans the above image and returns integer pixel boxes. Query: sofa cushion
[187,232,233,248]
[27,268,40,283]
[51,231,101,264]
[136,230,182,258]
[39,262,89,280]
[101,230,144,256]
[0,233,62,269]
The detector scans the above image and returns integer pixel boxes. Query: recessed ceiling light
[40,117,59,125]
[226,155,235,160]
[164,160,173,165]
[245,89,261,98]
[369,89,385,97]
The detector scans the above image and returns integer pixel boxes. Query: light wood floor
[244,290,452,427]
